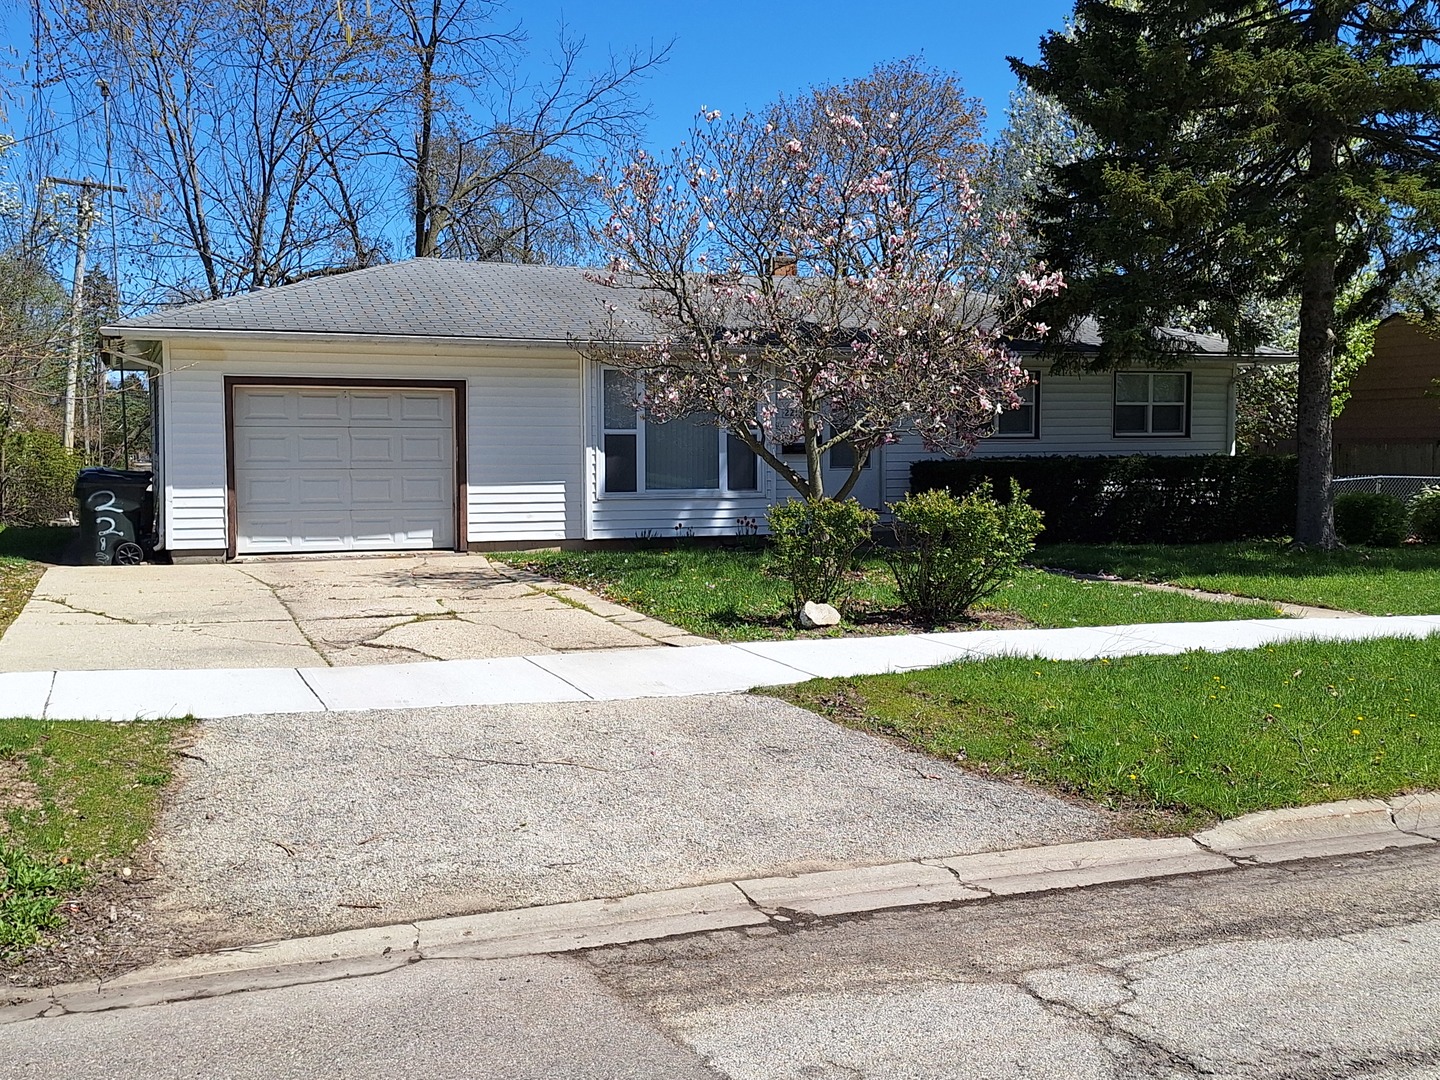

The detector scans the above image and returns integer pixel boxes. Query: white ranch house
[101,259,1290,560]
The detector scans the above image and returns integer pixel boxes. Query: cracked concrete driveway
[0,554,704,672]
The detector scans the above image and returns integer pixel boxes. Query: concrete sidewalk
[5,614,1439,721]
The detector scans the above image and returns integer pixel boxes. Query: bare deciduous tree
[43,0,395,301]
[384,0,669,260]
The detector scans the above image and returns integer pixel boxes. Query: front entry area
[230,382,460,555]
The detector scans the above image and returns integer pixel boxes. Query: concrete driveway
[0,555,703,672]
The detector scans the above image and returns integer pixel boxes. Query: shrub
[910,454,1297,544]
[1410,486,1440,545]
[766,497,878,612]
[1333,491,1409,547]
[885,481,1044,624]
[0,430,80,527]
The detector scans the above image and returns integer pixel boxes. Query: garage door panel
[350,472,450,508]
[234,386,456,555]
[238,429,348,468]
[238,512,350,552]
[238,474,299,509]
[400,433,448,464]
[235,389,295,424]
[295,390,346,423]
[296,431,347,465]
[399,473,449,505]
[349,432,399,464]
[295,474,348,507]
[350,513,452,548]
[236,432,293,466]
[397,392,450,424]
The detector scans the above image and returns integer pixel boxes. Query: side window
[602,369,638,492]
[828,419,869,470]
[995,372,1040,438]
[600,368,759,493]
[1114,371,1189,437]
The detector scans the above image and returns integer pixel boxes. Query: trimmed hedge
[910,455,1297,544]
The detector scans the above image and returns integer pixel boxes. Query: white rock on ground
[798,601,841,628]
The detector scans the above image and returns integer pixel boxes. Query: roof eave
[96,325,643,351]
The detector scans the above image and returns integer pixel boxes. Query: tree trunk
[1293,137,1340,548]
[1294,267,1338,548]
[1291,12,1342,550]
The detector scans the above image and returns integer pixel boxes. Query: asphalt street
[8,845,1440,1079]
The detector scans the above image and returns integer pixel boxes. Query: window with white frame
[601,369,759,494]
[1113,371,1190,437]
[994,371,1040,438]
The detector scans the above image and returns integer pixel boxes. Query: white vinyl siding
[882,365,1238,506]
[157,339,584,551]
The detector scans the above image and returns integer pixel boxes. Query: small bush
[767,497,878,612]
[1410,486,1440,545]
[0,841,83,957]
[1333,491,1409,547]
[885,481,1045,624]
[0,430,80,527]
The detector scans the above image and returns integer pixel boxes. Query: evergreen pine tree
[1013,1,1440,547]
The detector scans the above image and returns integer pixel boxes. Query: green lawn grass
[0,719,190,955]
[774,635,1440,829]
[1037,541,1440,615]
[500,546,1277,641]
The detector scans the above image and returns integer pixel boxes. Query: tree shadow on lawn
[0,525,78,565]
[1042,541,1440,583]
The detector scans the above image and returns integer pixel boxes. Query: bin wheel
[113,542,145,566]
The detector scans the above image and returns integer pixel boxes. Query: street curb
[4,793,1436,1025]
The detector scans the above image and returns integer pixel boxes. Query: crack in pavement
[31,597,141,624]
[231,568,332,667]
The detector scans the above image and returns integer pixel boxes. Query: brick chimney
[769,254,798,277]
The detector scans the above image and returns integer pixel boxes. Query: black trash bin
[75,468,154,565]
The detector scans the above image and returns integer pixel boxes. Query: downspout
[1226,367,1239,456]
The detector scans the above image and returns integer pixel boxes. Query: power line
[3,105,104,148]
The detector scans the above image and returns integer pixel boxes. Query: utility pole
[48,175,126,452]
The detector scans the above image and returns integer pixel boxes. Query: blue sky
[1,1,1074,171]
[516,0,1075,149]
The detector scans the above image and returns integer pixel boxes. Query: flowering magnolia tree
[584,59,1064,501]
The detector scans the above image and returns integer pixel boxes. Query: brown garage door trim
[224,376,467,560]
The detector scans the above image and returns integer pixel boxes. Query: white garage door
[233,386,456,554]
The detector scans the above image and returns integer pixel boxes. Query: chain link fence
[1334,475,1440,504]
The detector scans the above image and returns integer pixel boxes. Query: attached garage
[226,379,464,556]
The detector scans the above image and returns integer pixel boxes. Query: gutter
[96,326,633,351]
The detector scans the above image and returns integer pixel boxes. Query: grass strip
[0,525,75,638]
[0,718,190,956]
[774,635,1440,830]
[499,547,1275,642]
[1038,541,1440,616]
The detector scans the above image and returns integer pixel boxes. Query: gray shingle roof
[101,257,1291,358]
[103,259,638,342]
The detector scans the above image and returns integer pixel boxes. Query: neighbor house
[1334,314,1440,476]
[100,259,1290,560]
